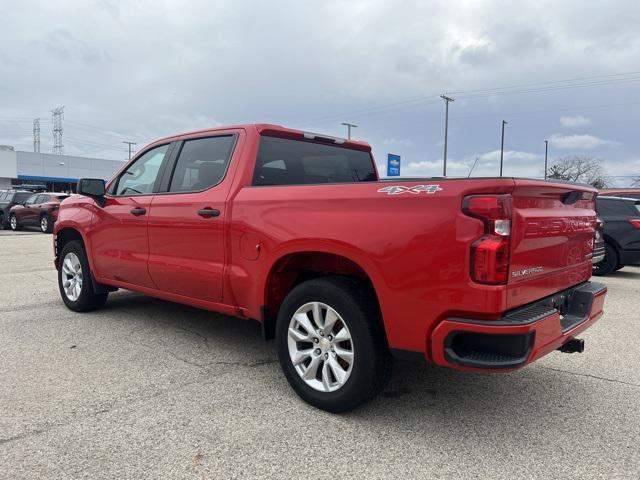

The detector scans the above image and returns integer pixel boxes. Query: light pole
[341,122,357,140]
[440,94,454,176]
[544,140,549,180]
[499,120,507,177]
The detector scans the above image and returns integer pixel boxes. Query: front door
[91,143,171,288]
[147,133,238,302]
[19,194,40,225]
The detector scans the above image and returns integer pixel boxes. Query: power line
[448,70,640,95]
[296,70,640,127]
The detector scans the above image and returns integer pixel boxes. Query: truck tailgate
[507,179,597,310]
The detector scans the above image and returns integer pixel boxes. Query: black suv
[0,190,35,229]
[593,196,640,275]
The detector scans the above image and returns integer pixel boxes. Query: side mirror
[77,178,106,206]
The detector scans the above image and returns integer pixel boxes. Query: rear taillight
[629,219,640,229]
[462,194,512,284]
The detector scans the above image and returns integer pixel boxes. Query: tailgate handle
[562,191,582,205]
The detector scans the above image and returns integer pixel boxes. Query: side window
[168,135,236,193]
[13,193,30,203]
[112,144,169,196]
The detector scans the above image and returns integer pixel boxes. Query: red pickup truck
[54,124,607,412]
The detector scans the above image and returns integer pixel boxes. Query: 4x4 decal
[377,185,443,195]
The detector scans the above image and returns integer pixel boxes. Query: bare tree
[546,155,609,188]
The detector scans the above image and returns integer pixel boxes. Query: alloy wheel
[61,252,83,301]
[287,302,354,392]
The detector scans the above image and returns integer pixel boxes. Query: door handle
[130,207,147,216]
[197,208,220,218]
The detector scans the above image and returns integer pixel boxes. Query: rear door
[91,143,173,288]
[507,180,597,309]
[147,132,239,302]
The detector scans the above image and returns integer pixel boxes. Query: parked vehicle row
[0,190,69,233]
[52,123,606,412]
[592,196,640,276]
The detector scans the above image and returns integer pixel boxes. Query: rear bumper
[430,282,607,371]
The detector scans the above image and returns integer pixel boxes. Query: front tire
[276,277,391,412]
[9,214,20,231]
[593,242,619,276]
[58,240,108,311]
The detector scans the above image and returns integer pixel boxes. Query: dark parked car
[9,192,70,233]
[0,190,35,229]
[592,217,605,264]
[593,196,640,275]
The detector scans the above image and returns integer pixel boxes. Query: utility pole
[544,140,549,180]
[499,120,507,177]
[33,118,40,153]
[51,106,65,155]
[122,141,137,159]
[440,94,454,176]
[341,122,357,140]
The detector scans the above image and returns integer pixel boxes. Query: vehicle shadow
[101,290,608,439]
[610,268,640,279]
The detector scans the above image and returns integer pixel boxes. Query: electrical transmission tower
[33,118,41,153]
[51,106,65,155]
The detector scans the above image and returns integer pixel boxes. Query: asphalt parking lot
[1,231,639,479]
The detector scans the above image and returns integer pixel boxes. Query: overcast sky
[1,0,639,184]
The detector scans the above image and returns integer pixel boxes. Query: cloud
[382,138,414,148]
[548,134,619,149]
[560,115,591,128]
[477,149,542,164]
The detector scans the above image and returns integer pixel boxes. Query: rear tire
[9,214,20,231]
[276,276,392,413]
[593,242,619,276]
[58,240,108,312]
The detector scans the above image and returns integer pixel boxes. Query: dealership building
[0,146,124,192]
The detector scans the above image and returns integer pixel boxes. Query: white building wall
[0,149,18,180]
[15,151,125,182]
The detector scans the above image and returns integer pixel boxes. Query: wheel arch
[261,249,386,341]
[55,226,89,269]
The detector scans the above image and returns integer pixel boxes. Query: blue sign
[387,154,401,176]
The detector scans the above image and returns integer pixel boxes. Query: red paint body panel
[53,123,607,372]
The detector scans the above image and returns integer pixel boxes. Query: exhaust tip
[558,338,585,354]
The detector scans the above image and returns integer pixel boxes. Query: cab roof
[152,123,372,152]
